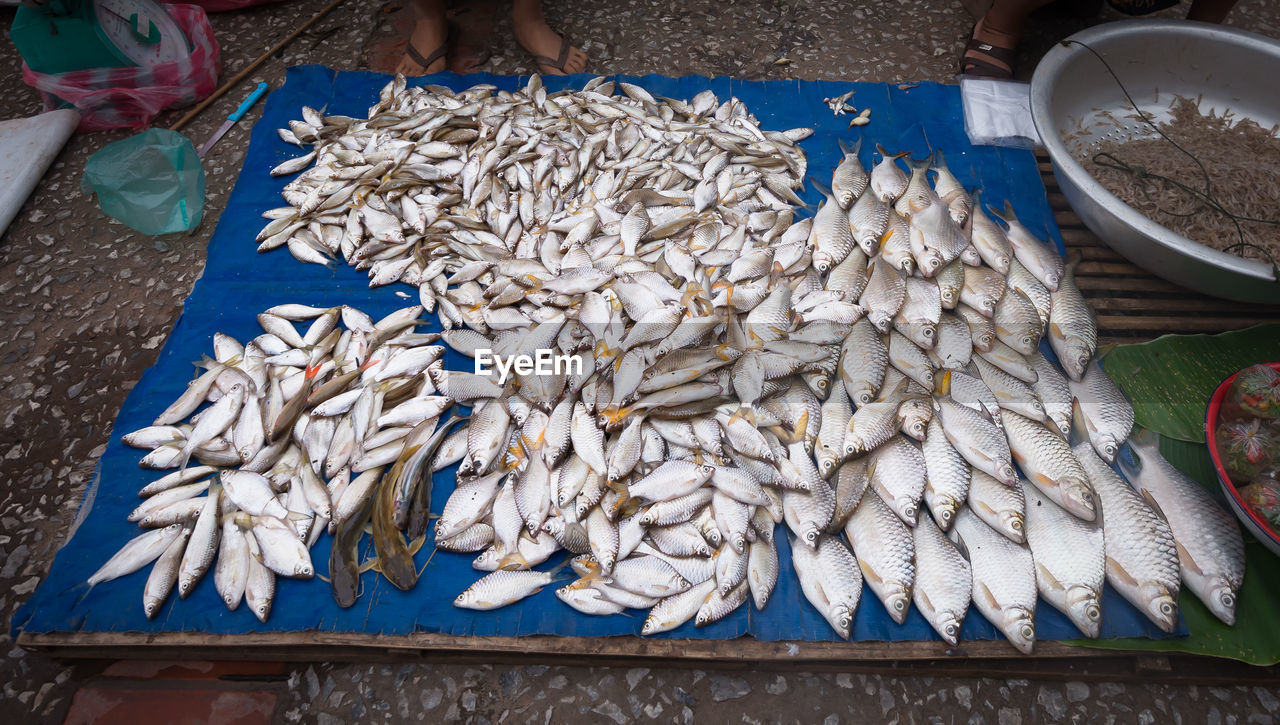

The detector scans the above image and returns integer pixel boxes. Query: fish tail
[545,555,575,579]
[1128,426,1160,451]
[177,445,193,473]
[497,551,532,571]
[728,403,756,428]
[997,200,1017,223]
[62,580,92,605]
[606,406,633,428]
[933,369,953,397]
[933,148,948,170]
[305,362,323,381]
[1067,398,1089,447]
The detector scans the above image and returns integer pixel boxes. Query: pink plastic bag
[20,4,221,132]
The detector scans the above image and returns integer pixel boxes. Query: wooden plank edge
[18,632,1280,684]
[16,630,1121,664]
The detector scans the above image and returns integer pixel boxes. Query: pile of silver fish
[88,303,462,621]
[85,76,1246,653]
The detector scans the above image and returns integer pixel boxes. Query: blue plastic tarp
[14,66,1183,648]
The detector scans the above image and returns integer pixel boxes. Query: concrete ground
[0,0,1278,721]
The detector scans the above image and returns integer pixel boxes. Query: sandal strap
[962,51,1014,77]
[960,22,1015,78]
[964,36,1016,66]
[533,35,572,72]
[406,43,447,72]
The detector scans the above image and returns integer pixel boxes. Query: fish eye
[1160,602,1174,615]
[1087,605,1100,621]
[1011,519,1023,531]
[894,599,905,611]
[1021,625,1034,639]
[945,624,957,637]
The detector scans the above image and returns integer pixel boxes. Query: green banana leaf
[1069,325,1280,665]
[1099,323,1280,444]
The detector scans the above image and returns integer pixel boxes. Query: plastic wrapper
[81,128,205,235]
[959,77,1042,150]
[1215,418,1277,482]
[1239,477,1280,532]
[19,4,219,132]
[1224,363,1280,420]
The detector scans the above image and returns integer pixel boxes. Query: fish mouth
[887,592,910,624]
[1005,607,1036,653]
[1069,593,1103,639]
[1061,479,1096,521]
[1208,583,1238,626]
[933,501,957,527]
[936,613,962,645]
[1001,512,1026,543]
[1096,436,1119,464]
[995,464,1019,487]
[1148,594,1179,633]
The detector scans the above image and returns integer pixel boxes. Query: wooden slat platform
[1038,155,1280,345]
[17,158,1280,682]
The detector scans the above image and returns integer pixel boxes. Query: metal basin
[1030,19,1280,303]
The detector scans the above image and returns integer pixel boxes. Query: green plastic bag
[81,128,204,235]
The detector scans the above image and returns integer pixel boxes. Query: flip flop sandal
[960,24,1016,79]
[532,35,582,75]
[405,43,447,75]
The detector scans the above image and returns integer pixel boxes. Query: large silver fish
[1118,429,1245,626]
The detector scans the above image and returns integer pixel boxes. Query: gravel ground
[1,0,1278,721]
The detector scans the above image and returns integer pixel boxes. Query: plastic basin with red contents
[1205,362,1280,557]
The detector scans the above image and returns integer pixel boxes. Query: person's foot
[396,0,448,76]
[961,17,1018,79]
[512,2,588,75]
